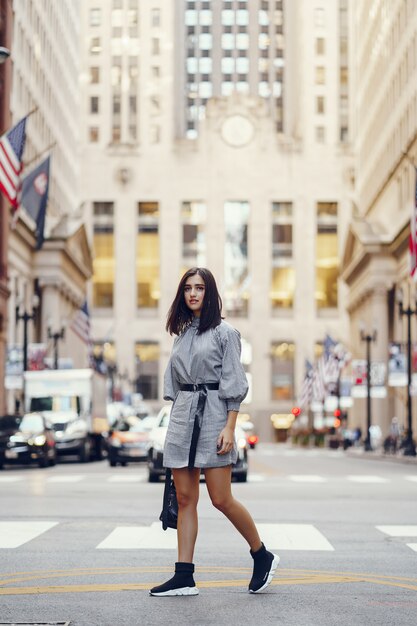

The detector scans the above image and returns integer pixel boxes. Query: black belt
[179,382,219,468]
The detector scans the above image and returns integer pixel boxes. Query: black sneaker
[249,543,280,593]
[149,562,199,597]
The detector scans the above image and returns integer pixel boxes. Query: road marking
[47,475,85,483]
[0,567,416,596]
[0,476,23,482]
[288,475,327,483]
[107,474,145,483]
[96,522,177,550]
[405,476,417,483]
[255,523,334,551]
[0,521,58,548]
[376,525,417,537]
[247,473,265,482]
[347,475,389,483]
[407,544,417,552]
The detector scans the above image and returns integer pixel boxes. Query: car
[147,405,249,482]
[108,415,151,467]
[0,412,57,469]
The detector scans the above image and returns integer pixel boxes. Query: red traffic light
[333,409,341,418]
[291,407,301,417]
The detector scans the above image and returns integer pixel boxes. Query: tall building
[342,0,417,440]
[5,0,91,411]
[81,0,352,439]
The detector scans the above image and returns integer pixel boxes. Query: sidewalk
[346,446,417,465]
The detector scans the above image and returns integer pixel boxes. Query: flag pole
[23,142,56,169]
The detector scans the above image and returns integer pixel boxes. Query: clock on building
[220,115,255,147]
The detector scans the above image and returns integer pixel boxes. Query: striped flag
[410,167,417,279]
[70,300,91,346]
[0,117,27,210]
[299,359,314,409]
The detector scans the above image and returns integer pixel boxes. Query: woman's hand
[217,426,235,455]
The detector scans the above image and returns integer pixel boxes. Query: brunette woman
[150,268,279,596]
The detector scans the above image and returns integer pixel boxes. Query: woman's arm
[217,410,238,455]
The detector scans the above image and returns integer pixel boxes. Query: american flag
[299,359,314,409]
[70,300,91,346]
[410,167,417,279]
[0,117,27,210]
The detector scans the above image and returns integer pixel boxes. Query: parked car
[147,405,249,482]
[0,413,57,469]
[108,415,151,467]
[237,417,259,449]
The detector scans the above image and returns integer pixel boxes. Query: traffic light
[333,409,341,418]
[333,408,341,428]
[291,407,301,417]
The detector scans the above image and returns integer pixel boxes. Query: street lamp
[397,288,417,457]
[360,326,377,451]
[15,295,39,373]
[47,322,66,370]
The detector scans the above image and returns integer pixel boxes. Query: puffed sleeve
[217,324,249,411]
[163,339,180,401]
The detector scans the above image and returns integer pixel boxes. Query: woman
[150,268,279,597]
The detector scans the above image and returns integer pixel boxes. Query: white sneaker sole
[249,555,280,594]
[149,586,199,597]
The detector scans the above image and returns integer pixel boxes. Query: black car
[147,406,249,482]
[0,413,57,469]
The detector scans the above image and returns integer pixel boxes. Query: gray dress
[163,318,249,469]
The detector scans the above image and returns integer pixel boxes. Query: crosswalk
[0,520,416,554]
[0,473,416,485]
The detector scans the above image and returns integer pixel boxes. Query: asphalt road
[0,444,416,626]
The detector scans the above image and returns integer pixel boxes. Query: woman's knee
[176,490,198,509]
[210,493,233,513]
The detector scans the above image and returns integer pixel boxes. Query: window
[181,201,206,271]
[224,201,249,316]
[90,8,101,26]
[90,96,99,114]
[271,202,294,310]
[271,342,295,400]
[137,202,160,309]
[152,8,161,27]
[316,37,325,55]
[93,203,114,308]
[316,126,325,142]
[152,38,160,55]
[315,202,338,309]
[89,126,99,142]
[135,342,159,400]
[316,96,325,114]
[90,37,101,54]
[315,66,325,84]
[90,67,100,84]
[150,125,160,143]
[113,95,121,114]
[314,8,325,27]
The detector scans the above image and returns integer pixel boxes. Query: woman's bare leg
[204,466,262,552]
[172,467,200,562]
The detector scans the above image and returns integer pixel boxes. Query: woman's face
[184,273,206,317]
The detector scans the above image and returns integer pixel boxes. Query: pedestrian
[149,267,279,597]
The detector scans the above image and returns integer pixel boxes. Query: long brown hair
[166,267,222,335]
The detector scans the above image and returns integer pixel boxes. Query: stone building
[81,0,352,439]
[342,0,417,445]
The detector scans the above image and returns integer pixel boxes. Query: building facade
[81,0,352,439]
[342,0,417,442]
[5,0,91,411]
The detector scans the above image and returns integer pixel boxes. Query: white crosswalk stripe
[107,474,146,483]
[0,521,58,548]
[376,525,417,554]
[288,475,327,483]
[96,522,177,550]
[255,523,334,551]
[347,475,389,483]
[47,475,85,483]
[405,476,417,483]
[0,476,23,482]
